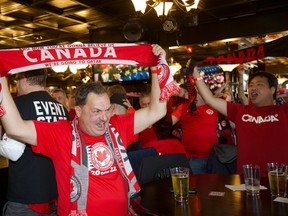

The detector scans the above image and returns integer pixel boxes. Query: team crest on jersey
[206,109,214,115]
[70,175,81,202]
[90,142,114,171]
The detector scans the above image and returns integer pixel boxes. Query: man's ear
[110,104,117,115]
[271,86,276,96]
[74,106,81,117]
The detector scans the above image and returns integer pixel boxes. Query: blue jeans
[189,157,208,174]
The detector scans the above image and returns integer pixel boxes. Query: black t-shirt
[7,91,70,204]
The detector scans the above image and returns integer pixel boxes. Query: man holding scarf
[0,44,177,215]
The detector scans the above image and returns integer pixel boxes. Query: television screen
[198,65,225,91]
[182,65,225,91]
[92,64,151,85]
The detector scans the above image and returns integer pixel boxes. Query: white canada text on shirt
[242,114,279,124]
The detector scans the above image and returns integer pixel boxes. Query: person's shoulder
[203,104,217,110]
[27,90,49,96]
[15,91,51,101]
[201,104,218,115]
[34,120,72,135]
[227,101,246,109]
[110,113,134,127]
[14,94,25,104]
[263,103,288,113]
[279,103,288,109]
[33,119,71,127]
[226,102,247,118]
[111,112,133,121]
[14,91,45,106]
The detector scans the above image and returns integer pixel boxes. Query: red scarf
[0,43,179,100]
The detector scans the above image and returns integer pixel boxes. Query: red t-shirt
[227,102,288,176]
[172,103,218,158]
[32,114,135,216]
[139,126,158,147]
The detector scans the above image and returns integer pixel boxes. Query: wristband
[0,105,5,117]
[194,77,202,82]
[151,66,161,75]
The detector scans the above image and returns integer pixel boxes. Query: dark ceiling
[1,0,288,86]
[1,0,288,48]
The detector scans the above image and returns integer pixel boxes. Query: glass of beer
[170,167,190,202]
[267,163,287,197]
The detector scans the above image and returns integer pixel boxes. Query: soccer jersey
[227,102,288,176]
[32,113,135,216]
[172,103,218,158]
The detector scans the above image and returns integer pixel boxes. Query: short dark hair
[110,93,128,109]
[140,90,151,100]
[15,68,47,87]
[75,81,107,106]
[52,88,67,97]
[248,71,278,99]
[106,84,126,97]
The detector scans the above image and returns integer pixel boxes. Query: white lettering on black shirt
[33,101,68,122]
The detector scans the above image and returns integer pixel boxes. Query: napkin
[225,184,267,191]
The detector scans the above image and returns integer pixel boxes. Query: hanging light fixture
[69,64,88,74]
[131,0,148,14]
[51,65,68,73]
[130,0,200,34]
[131,0,200,17]
[183,0,200,12]
[154,2,173,17]
[51,64,88,74]
[219,64,240,72]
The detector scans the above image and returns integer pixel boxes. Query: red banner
[196,35,288,65]
[0,43,160,76]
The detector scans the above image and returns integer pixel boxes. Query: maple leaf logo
[96,150,108,162]
[90,143,114,171]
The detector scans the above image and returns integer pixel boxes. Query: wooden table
[139,174,288,216]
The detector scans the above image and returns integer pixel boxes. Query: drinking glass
[267,163,287,197]
[170,167,190,202]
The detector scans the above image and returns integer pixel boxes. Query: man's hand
[151,44,179,100]
[237,64,250,76]
[186,58,197,75]
[152,44,166,58]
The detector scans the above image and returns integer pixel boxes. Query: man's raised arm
[134,44,171,134]
[190,61,228,116]
[0,77,37,145]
